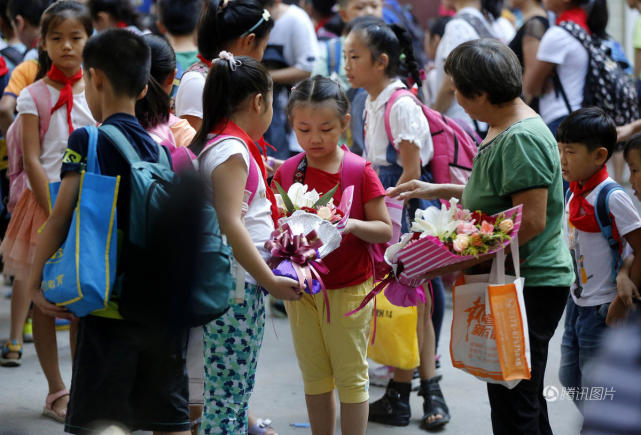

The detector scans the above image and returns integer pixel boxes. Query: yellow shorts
[285,278,373,404]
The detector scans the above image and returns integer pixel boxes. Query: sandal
[0,340,22,367]
[248,418,278,435]
[42,389,70,423]
[418,377,450,431]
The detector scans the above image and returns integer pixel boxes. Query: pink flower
[456,222,477,235]
[499,219,514,234]
[453,208,471,221]
[452,234,469,253]
[480,220,494,236]
[469,232,484,247]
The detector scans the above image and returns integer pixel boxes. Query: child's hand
[264,276,303,301]
[30,287,75,320]
[616,271,641,307]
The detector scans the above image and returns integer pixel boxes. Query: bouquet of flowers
[348,199,522,312]
[266,182,354,322]
[387,198,522,284]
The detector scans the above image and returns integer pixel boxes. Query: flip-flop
[42,389,70,423]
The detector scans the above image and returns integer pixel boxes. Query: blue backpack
[566,182,625,282]
[100,125,233,326]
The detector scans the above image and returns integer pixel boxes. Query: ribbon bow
[265,224,331,321]
[218,51,242,71]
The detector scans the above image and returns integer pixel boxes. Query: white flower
[287,183,309,209]
[411,198,467,239]
[303,189,320,208]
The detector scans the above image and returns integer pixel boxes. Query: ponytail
[190,55,272,154]
[586,0,608,39]
[135,34,176,130]
[197,0,274,61]
[347,17,423,89]
[481,0,503,20]
[390,24,422,88]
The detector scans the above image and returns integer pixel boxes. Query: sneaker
[23,318,33,343]
[369,365,394,387]
[55,318,70,331]
[368,380,411,426]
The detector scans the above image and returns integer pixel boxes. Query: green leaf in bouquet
[273,181,296,214]
[313,183,339,208]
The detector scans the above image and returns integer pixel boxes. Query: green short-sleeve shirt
[461,117,574,287]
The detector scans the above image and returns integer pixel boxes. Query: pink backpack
[6,79,52,212]
[146,114,197,174]
[279,145,402,282]
[196,134,260,204]
[384,89,478,185]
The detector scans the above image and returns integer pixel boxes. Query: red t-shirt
[272,161,386,289]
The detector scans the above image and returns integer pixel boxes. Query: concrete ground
[0,288,582,435]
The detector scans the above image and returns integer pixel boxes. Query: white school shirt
[364,79,433,168]
[16,83,95,186]
[433,7,491,129]
[564,178,641,307]
[536,25,588,124]
[200,138,274,284]
[266,4,318,72]
[175,69,206,120]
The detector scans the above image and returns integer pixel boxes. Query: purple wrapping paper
[272,259,322,295]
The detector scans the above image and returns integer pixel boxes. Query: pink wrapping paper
[396,205,522,283]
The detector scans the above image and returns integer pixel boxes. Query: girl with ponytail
[135,34,196,151]
[344,16,450,430]
[175,0,274,131]
[191,54,301,434]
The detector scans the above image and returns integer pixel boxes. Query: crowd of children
[0,0,640,435]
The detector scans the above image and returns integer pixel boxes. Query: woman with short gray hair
[389,39,574,434]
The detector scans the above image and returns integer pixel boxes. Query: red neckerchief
[215,120,280,225]
[569,165,609,232]
[315,16,331,34]
[557,8,590,35]
[197,54,213,68]
[0,57,8,77]
[47,64,83,134]
[116,21,128,28]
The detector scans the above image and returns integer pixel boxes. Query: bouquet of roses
[266,182,354,322]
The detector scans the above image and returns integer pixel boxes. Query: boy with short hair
[27,29,190,434]
[156,0,200,74]
[557,107,641,408]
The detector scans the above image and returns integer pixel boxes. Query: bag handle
[489,232,520,285]
[84,125,100,174]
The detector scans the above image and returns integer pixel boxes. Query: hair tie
[218,51,242,71]
[399,53,407,63]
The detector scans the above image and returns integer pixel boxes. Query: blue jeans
[559,297,609,403]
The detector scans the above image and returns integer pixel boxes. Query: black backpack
[557,21,640,126]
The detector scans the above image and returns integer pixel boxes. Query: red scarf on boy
[556,8,591,35]
[215,120,280,225]
[568,165,611,232]
[197,54,213,68]
[47,64,83,134]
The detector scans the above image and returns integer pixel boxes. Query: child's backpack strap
[383,88,413,147]
[278,152,306,191]
[199,135,260,204]
[339,144,365,220]
[325,38,342,76]
[28,79,53,139]
[595,182,625,282]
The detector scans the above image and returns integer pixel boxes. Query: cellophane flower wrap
[265,183,354,322]
[386,198,522,287]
